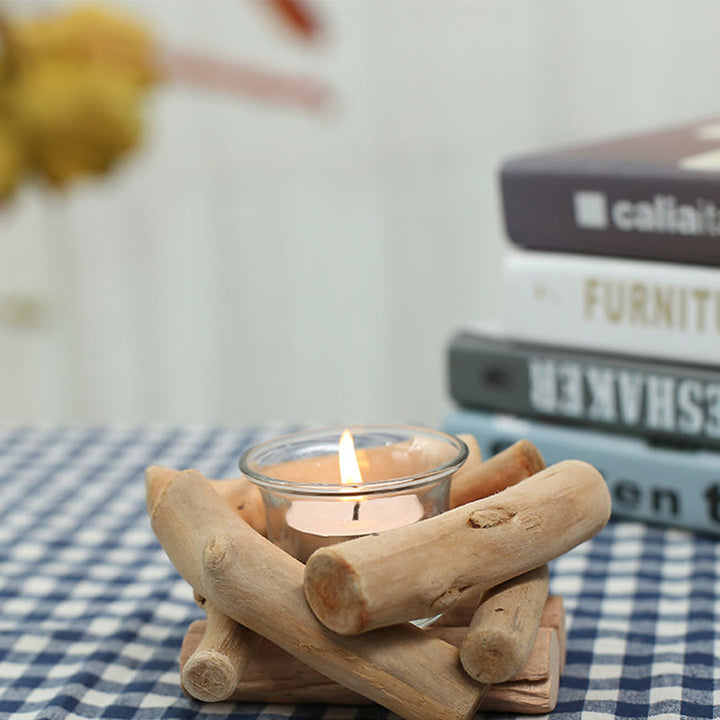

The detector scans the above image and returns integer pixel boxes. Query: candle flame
[338,430,363,486]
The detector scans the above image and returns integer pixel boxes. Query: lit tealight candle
[239,425,467,563]
[283,430,424,558]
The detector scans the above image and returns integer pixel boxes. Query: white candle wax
[286,495,423,537]
[283,494,424,561]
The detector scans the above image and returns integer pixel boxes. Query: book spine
[448,330,720,450]
[501,162,720,267]
[443,408,720,537]
[503,250,720,365]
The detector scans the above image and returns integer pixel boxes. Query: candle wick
[352,501,360,521]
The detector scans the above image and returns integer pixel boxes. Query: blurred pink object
[158,46,331,111]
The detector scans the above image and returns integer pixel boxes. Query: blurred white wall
[3,0,720,427]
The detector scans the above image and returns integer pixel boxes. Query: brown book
[502,117,720,266]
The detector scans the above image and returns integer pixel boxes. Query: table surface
[0,426,717,720]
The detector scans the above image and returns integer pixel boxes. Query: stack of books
[444,117,720,536]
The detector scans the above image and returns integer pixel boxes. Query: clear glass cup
[239,425,468,564]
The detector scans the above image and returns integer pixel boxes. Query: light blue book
[444,408,720,537]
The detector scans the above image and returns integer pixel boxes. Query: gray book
[502,117,720,266]
[448,328,720,450]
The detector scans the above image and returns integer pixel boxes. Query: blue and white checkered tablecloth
[0,426,717,720]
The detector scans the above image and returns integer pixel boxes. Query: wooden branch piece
[449,438,545,509]
[145,465,266,535]
[304,460,610,634]
[151,469,487,720]
[447,434,482,507]
[451,438,551,684]
[436,592,566,676]
[540,593,567,672]
[460,564,549,684]
[179,619,562,714]
[435,590,560,629]
[181,600,262,702]
[482,626,560,714]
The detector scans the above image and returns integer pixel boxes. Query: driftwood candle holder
[147,437,611,720]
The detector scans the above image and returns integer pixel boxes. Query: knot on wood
[203,533,235,578]
[467,508,515,529]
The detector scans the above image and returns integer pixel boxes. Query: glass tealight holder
[238,425,468,564]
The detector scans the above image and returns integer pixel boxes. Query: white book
[503,249,720,364]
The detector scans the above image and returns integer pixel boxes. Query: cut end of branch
[461,630,520,684]
[303,548,369,635]
[182,649,241,702]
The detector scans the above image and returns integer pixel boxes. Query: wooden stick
[151,470,487,720]
[304,459,610,634]
[439,625,560,711]
[436,590,559,626]
[145,465,266,535]
[482,627,559,714]
[540,594,567,672]
[145,465,180,512]
[179,621,561,714]
[460,564,549,684]
[434,592,567,682]
[450,438,545,509]
[450,437,550,683]
[181,599,261,702]
[447,433,482,507]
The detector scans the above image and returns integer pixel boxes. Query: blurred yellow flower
[0,1,329,199]
[10,4,157,85]
[0,3,155,194]
[11,61,143,186]
[0,117,25,199]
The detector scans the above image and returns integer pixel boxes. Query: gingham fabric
[0,426,717,720]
